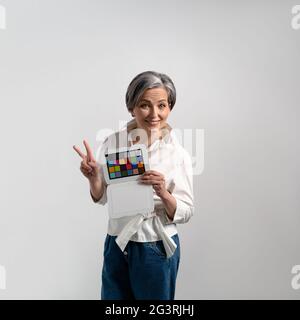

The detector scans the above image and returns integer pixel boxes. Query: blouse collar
[124,118,173,148]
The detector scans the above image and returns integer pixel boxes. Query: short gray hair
[125,71,176,113]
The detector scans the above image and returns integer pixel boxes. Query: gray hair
[125,71,176,113]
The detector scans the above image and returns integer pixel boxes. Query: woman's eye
[140,103,165,109]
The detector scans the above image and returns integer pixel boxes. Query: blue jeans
[101,233,180,300]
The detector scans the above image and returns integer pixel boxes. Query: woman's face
[131,87,171,135]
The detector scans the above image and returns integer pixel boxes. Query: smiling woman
[131,87,171,137]
[73,70,194,301]
[126,71,176,147]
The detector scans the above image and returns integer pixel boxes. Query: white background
[0,0,299,299]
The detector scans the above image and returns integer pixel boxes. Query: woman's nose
[149,106,159,116]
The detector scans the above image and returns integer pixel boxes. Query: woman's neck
[126,118,172,147]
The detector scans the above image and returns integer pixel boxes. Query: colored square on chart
[126,163,132,170]
[120,164,127,171]
[129,157,137,164]
[105,148,146,180]
[138,167,145,174]
[119,158,126,165]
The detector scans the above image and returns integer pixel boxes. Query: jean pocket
[146,241,166,258]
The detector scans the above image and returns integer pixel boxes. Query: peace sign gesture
[73,140,100,181]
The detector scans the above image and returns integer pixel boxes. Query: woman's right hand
[73,140,100,182]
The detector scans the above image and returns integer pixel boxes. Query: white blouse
[91,120,194,258]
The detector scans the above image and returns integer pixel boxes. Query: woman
[73,71,194,300]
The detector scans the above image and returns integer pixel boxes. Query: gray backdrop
[0,0,299,299]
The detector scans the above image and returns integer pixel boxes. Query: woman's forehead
[141,87,168,100]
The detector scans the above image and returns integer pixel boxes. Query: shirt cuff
[90,186,107,205]
[165,198,194,224]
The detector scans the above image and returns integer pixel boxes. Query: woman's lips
[145,120,160,125]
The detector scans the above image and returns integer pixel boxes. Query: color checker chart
[105,149,146,180]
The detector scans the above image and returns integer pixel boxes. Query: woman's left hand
[139,170,168,199]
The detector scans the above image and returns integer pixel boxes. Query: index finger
[143,170,162,176]
[83,140,96,162]
[73,145,85,159]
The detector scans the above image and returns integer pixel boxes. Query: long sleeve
[165,149,194,224]
[90,163,108,205]
[91,139,108,206]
